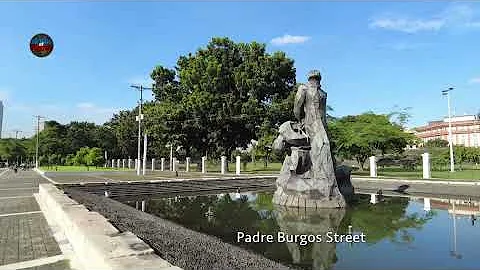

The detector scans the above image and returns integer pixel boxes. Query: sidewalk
[0,169,73,270]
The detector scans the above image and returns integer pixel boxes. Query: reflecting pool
[121,193,480,270]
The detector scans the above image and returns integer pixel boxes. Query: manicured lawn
[39,166,134,172]
[204,162,282,174]
[40,163,480,181]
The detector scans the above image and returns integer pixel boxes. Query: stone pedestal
[272,148,349,209]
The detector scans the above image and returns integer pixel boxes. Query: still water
[122,193,480,270]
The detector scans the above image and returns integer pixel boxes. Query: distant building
[0,101,3,138]
[414,115,480,147]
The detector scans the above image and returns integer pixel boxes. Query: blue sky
[1,2,480,137]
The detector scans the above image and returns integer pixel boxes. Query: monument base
[272,153,353,209]
[273,187,346,208]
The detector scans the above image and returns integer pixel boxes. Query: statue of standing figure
[272,70,351,208]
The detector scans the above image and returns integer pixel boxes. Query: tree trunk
[356,157,365,171]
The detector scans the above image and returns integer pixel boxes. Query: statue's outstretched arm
[294,85,306,122]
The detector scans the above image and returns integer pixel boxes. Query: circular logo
[30,33,54,57]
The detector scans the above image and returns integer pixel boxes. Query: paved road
[0,169,70,270]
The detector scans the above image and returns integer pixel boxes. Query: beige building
[414,115,480,147]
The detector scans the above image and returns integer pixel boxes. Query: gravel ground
[65,188,291,270]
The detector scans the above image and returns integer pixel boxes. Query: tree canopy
[147,37,296,159]
[329,113,416,169]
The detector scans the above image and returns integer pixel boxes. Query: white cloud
[270,34,311,45]
[469,77,480,84]
[369,17,444,33]
[370,4,480,33]
[76,102,95,109]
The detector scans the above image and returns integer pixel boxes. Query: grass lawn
[40,163,480,181]
[40,166,135,172]
[174,162,282,174]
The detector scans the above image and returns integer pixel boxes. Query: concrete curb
[352,176,480,186]
[33,168,61,185]
[37,184,181,270]
[60,175,278,186]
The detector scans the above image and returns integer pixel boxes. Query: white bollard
[117,159,120,168]
[424,198,431,211]
[122,159,125,169]
[370,194,378,204]
[422,152,431,179]
[141,200,146,212]
[236,155,241,175]
[186,157,190,172]
[369,156,377,177]
[221,156,227,174]
[161,158,165,171]
[172,158,177,171]
[202,156,207,174]
[111,159,115,168]
[128,158,132,169]
[152,158,155,171]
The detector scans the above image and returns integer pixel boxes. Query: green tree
[107,110,137,158]
[149,37,296,159]
[74,147,91,170]
[38,121,67,158]
[330,113,415,169]
[0,139,28,164]
[425,138,449,148]
[64,122,97,154]
[85,147,105,168]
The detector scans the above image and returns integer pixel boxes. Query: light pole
[450,201,462,259]
[131,84,153,175]
[442,87,455,172]
[34,116,45,168]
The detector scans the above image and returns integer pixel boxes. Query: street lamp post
[131,84,154,176]
[442,87,455,172]
[34,116,45,168]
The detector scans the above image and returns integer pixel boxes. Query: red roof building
[414,115,480,147]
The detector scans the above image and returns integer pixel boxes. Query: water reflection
[121,192,478,270]
[274,207,345,270]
